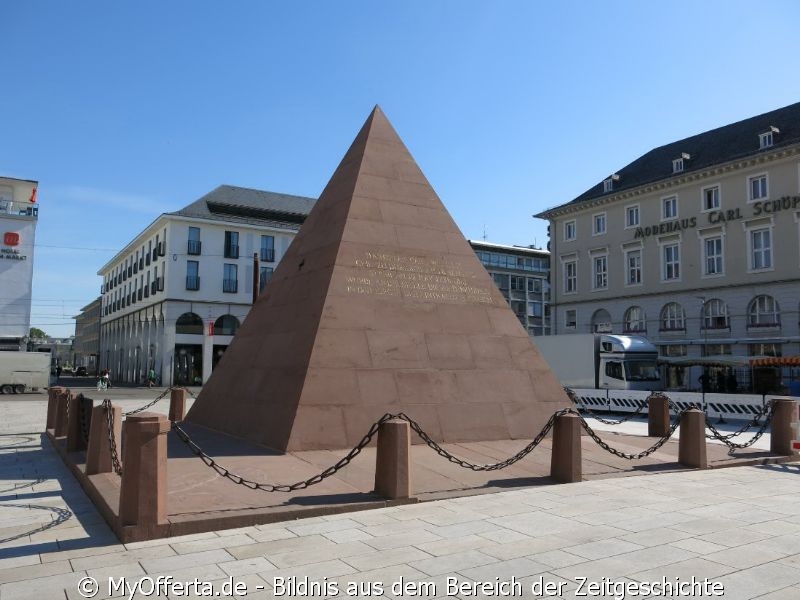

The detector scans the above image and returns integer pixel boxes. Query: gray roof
[541,101,800,215]
[169,185,316,229]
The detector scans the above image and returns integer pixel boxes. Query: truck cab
[598,334,661,391]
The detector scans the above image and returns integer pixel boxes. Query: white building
[97,185,315,385]
[0,176,38,351]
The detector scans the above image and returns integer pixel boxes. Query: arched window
[660,302,685,331]
[623,306,646,333]
[175,312,203,335]
[748,295,780,327]
[214,314,241,336]
[702,299,729,330]
[591,309,612,333]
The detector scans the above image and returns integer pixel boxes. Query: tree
[29,327,48,340]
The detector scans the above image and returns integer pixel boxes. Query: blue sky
[3,1,800,337]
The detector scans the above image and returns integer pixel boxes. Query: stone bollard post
[169,388,187,422]
[648,394,671,437]
[54,390,70,438]
[66,394,86,452]
[86,402,121,475]
[374,419,411,499]
[770,398,797,456]
[46,386,63,431]
[550,413,582,483]
[119,413,170,527]
[678,408,707,468]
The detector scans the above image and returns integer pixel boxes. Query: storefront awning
[750,356,800,367]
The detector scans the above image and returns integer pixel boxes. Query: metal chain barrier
[170,413,396,492]
[577,407,687,460]
[103,399,123,476]
[705,404,769,441]
[123,387,173,416]
[563,387,647,425]
[395,410,568,471]
[78,394,91,445]
[705,403,774,450]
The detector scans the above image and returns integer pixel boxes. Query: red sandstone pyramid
[186,106,570,451]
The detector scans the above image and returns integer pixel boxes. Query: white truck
[0,351,52,394]
[532,333,663,391]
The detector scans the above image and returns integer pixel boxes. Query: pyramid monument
[186,106,570,451]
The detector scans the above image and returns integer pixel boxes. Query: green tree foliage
[29,327,48,340]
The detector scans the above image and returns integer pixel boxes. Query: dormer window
[672,152,690,174]
[759,126,778,149]
[603,173,620,193]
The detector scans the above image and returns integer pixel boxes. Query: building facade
[97,185,314,385]
[536,102,800,388]
[73,297,101,373]
[0,176,38,351]
[469,240,551,336]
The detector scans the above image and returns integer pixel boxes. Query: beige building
[536,102,800,389]
[73,297,101,372]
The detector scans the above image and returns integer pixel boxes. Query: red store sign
[3,232,20,246]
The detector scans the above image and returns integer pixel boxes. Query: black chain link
[123,387,173,416]
[705,403,774,450]
[170,414,396,492]
[77,394,91,445]
[103,399,123,476]
[577,407,687,460]
[705,404,769,441]
[563,387,647,425]
[396,411,567,471]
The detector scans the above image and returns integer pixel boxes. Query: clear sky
[3,1,800,337]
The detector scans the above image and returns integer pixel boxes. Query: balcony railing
[223,279,238,293]
[187,240,202,255]
[224,244,239,259]
[186,276,200,291]
[260,248,275,262]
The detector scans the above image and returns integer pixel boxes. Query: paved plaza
[2,388,800,599]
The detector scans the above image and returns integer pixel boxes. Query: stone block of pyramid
[185,106,569,451]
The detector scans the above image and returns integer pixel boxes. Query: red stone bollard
[374,419,411,499]
[678,408,707,468]
[86,402,122,475]
[648,394,671,437]
[550,413,582,483]
[46,386,63,431]
[66,393,85,452]
[54,390,70,438]
[119,412,170,527]
[169,388,187,422]
[770,398,797,456]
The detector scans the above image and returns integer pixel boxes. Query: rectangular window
[259,266,274,292]
[188,227,201,255]
[565,309,577,329]
[592,255,608,290]
[224,231,240,259]
[663,243,680,281]
[603,179,613,193]
[759,132,773,149]
[564,220,576,241]
[672,158,684,173]
[223,263,238,293]
[625,205,639,228]
[751,228,772,270]
[702,186,720,211]
[626,249,642,285]
[749,174,768,201]
[662,196,678,220]
[593,213,606,235]
[186,261,199,290]
[260,235,275,262]
[704,237,723,275]
[564,260,577,293]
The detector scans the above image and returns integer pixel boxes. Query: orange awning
[750,356,800,367]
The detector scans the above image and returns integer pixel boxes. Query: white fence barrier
[569,389,791,420]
